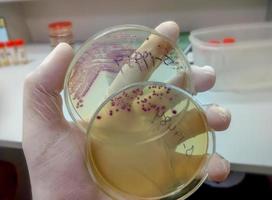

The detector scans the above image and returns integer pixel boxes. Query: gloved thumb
[23,43,73,127]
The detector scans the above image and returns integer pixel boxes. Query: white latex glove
[23,21,231,200]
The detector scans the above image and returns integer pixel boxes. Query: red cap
[5,40,15,47]
[223,37,236,44]
[14,39,25,46]
[48,21,72,29]
[0,41,5,48]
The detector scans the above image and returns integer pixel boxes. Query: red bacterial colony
[74,96,84,109]
[95,85,176,121]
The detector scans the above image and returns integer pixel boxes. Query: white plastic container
[189,22,272,91]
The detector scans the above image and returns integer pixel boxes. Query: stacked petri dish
[64,24,215,200]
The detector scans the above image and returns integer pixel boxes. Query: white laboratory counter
[197,91,272,174]
[1,44,272,175]
[0,44,74,148]
[0,44,51,148]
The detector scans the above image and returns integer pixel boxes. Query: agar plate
[64,25,214,200]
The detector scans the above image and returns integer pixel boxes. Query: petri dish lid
[64,24,193,131]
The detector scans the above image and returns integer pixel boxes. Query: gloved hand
[23,22,231,200]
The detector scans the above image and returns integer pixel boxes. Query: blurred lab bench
[0,44,74,149]
[0,43,272,177]
[0,44,51,148]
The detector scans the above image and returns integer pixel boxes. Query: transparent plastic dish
[64,24,215,200]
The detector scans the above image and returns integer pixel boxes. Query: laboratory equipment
[14,39,28,64]
[0,39,27,66]
[64,24,214,199]
[86,82,214,200]
[0,42,8,66]
[189,22,272,91]
[5,40,16,65]
[48,21,73,47]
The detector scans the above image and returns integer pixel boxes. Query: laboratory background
[1,0,272,199]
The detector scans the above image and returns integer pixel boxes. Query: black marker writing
[183,144,194,156]
[113,50,176,72]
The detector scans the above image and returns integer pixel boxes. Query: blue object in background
[0,17,9,41]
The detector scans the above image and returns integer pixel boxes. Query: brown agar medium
[86,82,214,200]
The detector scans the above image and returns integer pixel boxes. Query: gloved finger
[168,65,216,93]
[92,87,230,145]
[23,43,73,125]
[108,21,180,95]
[206,104,231,131]
[207,153,230,182]
[130,64,216,115]
[161,104,231,148]
[172,153,230,183]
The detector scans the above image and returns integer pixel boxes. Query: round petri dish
[86,82,214,200]
[64,24,214,199]
[64,24,193,132]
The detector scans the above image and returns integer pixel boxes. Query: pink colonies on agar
[69,42,176,110]
[94,84,178,121]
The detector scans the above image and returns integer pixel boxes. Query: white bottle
[15,39,28,64]
[0,42,8,66]
[5,40,17,65]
